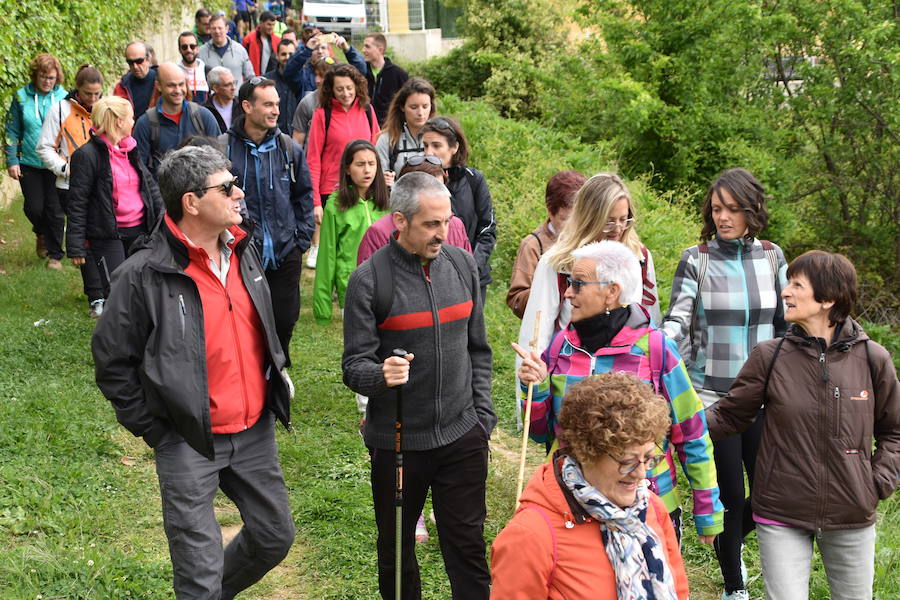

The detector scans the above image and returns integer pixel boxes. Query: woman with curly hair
[516,240,724,546]
[304,62,380,268]
[491,373,689,599]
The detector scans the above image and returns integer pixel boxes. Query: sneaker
[89,299,105,319]
[415,512,429,543]
[46,258,63,270]
[721,590,749,600]
[306,244,318,269]
[36,235,48,258]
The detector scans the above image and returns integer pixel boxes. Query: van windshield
[305,0,362,4]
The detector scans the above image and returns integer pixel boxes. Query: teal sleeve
[5,97,23,167]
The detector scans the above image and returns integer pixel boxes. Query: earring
[604,307,611,315]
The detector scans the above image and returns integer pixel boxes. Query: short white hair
[571,240,642,305]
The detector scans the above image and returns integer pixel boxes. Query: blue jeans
[757,522,875,600]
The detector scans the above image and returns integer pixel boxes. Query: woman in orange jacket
[491,373,689,600]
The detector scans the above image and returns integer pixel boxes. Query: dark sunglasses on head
[125,56,147,66]
[196,176,239,197]
[405,155,443,167]
[426,117,454,131]
[180,43,198,50]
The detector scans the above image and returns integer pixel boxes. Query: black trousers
[59,190,103,302]
[370,423,490,600]
[264,247,302,367]
[90,225,144,298]
[19,165,64,259]
[713,409,764,592]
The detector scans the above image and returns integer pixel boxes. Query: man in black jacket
[265,38,300,136]
[92,145,295,599]
[362,33,409,125]
[219,77,314,366]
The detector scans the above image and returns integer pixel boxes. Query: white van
[301,0,367,38]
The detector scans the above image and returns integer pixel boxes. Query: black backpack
[145,102,207,169]
[320,102,374,164]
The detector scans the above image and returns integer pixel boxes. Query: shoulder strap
[442,245,474,299]
[278,132,296,183]
[529,231,544,255]
[320,104,332,163]
[864,340,878,402]
[760,239,779,287]
[523,506,558,591]
[763,336,788,398]
[388,138,401,172]
[145,107,161,168]
[648,329,666,394]
[186,102,205,135]
[371,245,394,325]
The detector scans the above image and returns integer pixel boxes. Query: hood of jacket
[561,303,655,356]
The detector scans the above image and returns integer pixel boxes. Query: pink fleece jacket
[306,98,380,205]
[101,134,144,228]
[356,214,472,265]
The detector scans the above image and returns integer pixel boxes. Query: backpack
[145,102,207,169]
[686,240,780,362]
[54,101,91,157]
[320,102,374,164]
[370,243,473,325]
[387,135,425,172]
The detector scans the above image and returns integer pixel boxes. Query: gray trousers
[154,412,295,599]
[758,522,876,600]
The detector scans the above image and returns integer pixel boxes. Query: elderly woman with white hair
[516,241,724,545]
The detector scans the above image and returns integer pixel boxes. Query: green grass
[1,94,898,598]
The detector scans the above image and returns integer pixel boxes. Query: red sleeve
[306,108,325,204]
[490,513,554,599]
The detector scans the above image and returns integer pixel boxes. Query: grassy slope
[1,96,898,598]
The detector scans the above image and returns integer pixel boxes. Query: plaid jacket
[522,304,724,536]
[663,236,787,396]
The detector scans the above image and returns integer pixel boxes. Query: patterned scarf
[561,455,678,600]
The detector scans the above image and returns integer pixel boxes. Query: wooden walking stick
[515,311,542,508]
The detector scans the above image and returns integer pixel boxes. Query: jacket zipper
[178,294,186,340]
[424,264,442,441]
[817,343,829,529]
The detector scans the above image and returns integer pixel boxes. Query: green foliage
[0,0,172,131]
[413,42,491,101]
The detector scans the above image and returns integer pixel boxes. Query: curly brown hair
[318,63,369,110]
[558,373,671,464]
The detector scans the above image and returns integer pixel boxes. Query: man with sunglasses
[113,41,158,114]
[177,31,210,104]
[93,145,296,599]
[218,76,314,366]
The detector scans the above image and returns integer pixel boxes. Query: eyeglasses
[607,449,666,475]
[180,43,198,50]
[565,276,611,294]
[405,155,443,167]
[125,56,147,67]
[196,176,239,197]
[219,81,237,88]
[601,217,635,233]
[37,73,58,81]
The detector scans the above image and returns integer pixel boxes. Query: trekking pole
[392,348,408,600]
[515,311,542,508]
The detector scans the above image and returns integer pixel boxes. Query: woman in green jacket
[313,139,389,324]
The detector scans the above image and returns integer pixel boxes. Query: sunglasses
[180,43,198,50]
[196,176,239,197]
[426,117,454,131]
[125,56,147,67]
[565,276,611,294]
[405,155,443,167]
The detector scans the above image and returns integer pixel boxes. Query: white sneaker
[89,299,105,319]
[306,244,318,269]
[721,590,749,600]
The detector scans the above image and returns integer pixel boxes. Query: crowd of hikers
[3,3,899,599]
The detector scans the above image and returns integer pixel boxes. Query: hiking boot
[46,258,63,270]
[415,512,429,543]
[36,235,48,258]
[89,299,105,319]
[306,244,318,269]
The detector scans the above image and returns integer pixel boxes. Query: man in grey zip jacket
[92,146,295,599]
[342,172,495,600]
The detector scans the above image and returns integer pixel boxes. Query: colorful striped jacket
[663,236,787,397]
[523,304,724,536]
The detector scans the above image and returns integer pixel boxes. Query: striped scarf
[561,455,678,600]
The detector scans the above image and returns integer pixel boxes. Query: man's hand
[6,165,20,180]
[334,34,350,52]
[512,342,548,384]
[314,204,323,225]
[698,534,716,546]
[383,353,414,387]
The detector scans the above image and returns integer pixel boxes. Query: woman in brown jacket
[706,250,900,600]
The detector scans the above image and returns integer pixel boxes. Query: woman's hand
[314,205,323,225]
[71,256,85,266]
[6,165,20,180]
[513,342,548,385]
[698,534,716,546]
[384,170,395,187]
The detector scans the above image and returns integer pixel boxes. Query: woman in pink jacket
[304,63,380,268]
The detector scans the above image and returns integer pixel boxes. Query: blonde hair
[92,96,133,135]
[545,173,642,273]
